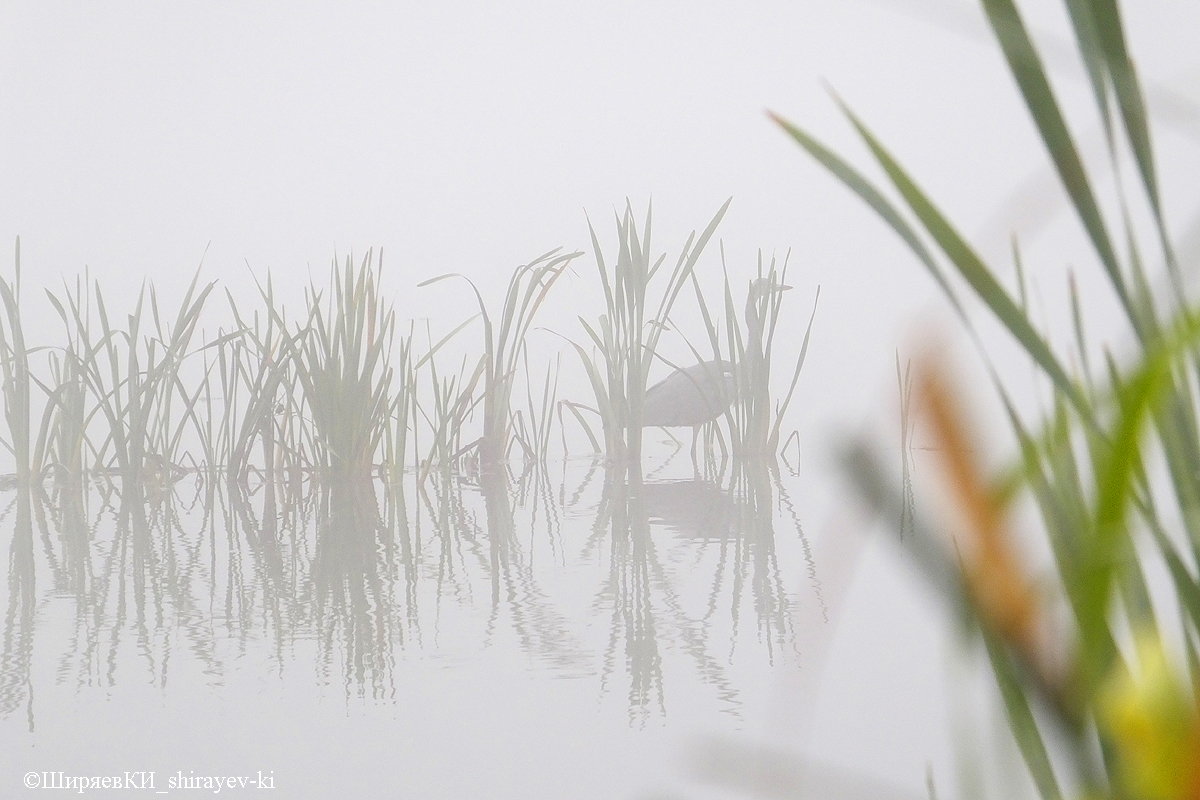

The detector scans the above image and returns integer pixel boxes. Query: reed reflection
[312,479,399,699]
[456,456,588,675]
[589,456,800,722]
[0,490,33,730]
[223,469,413,700]
[592,462,666,724]
[0,445,819,729]
[726,460,794,662]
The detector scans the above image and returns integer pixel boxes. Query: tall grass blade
[982,629,1065,800]
[1063,0,1115,150]
[768,112,967,321]
[831,100,1090,418]
[0,239,30,486]
[980,0,1135,330]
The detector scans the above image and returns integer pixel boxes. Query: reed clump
[40,265,215,486]
[569,200,730,468]
[286,251,399,482]
[419,247,580,472]
[0,240,31,489]
[686,252,818,460]
[224,251,416,485]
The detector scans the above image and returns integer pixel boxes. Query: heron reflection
[641,479,730,541]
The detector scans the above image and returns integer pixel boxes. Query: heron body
[640,278,789,457]
[643,360,736,428]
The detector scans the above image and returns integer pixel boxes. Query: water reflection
[592,464,667,724]
[0,490,33,730]
[312,480,399,699]
[464,461,589,674]
[0,453,821,728]
[642,478,729,540]
[643,460,805,662]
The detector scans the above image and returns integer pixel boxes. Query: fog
[3,1,1200,797]
[5,2,1198,447]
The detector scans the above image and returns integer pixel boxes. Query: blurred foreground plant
[775,0,1200,796]
[1099,631,1200,800]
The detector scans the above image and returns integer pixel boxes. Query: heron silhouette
[643,278,789,457]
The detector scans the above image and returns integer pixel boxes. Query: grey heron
[643,360,737,428]
[642,278,789,450]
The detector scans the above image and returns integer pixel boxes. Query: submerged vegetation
[776,0,1200,796]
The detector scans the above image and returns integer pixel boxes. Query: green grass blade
[979,0,1133,329]
[769,111,967,321]
[1076,312,1200,680]
[983,630,1065,800]
[1086,0,1160,218]
[1063,0,1114,148]
[832,100,1090,420]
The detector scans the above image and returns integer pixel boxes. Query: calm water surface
[0,445,953,799]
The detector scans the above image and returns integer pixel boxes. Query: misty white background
[3,1,1200,797]
[3,0,1199,435]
